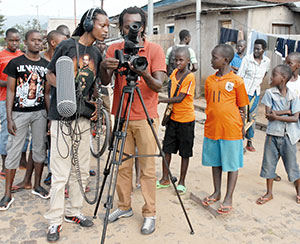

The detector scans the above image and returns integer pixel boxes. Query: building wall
[150,4,300,95]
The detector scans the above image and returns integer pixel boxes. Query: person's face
[211,48,226,70]
[5,32,20,52]
[285,56,300,73]
[91,14,109,42]
[175,52,189,71]
[83,56,90,66]
[236,42,246,54]
[253,44,264,58]
[122,13,144,38]
[184,35,191,45]
[270,68,284,87]
[25,32,43,54]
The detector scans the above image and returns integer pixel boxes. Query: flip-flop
[11,185,32,193]
[217,204,233,214]
[32,186,50,199]
[256,196,273,205]
[202,196,219,206]
[296,195,300,204]
[156,180,170,189]
[176,184,186,195]
[0,196,14,211]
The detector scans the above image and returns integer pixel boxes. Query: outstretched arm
[159,92,187,104]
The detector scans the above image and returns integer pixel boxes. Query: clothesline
[219,27,300,60]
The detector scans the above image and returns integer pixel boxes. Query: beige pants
[116,118,158,217]
[44,118,91,225]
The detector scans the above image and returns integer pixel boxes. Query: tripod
[93,72,194,244]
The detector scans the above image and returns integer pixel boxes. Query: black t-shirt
[47,38,102,120]
[4,54,48,112]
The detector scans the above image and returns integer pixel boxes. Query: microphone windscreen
[56,56,77,117]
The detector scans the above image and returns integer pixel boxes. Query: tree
[0,14,5,36]
[13,18,42,40]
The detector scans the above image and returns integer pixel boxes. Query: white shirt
[287,75,300,97]
[237,54,270,96]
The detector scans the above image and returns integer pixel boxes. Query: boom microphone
[56,56,77,117]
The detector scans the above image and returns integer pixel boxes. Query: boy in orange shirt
[157,47,195,195]
[202,44,249,214]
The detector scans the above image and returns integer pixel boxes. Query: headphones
[83,8,97,32]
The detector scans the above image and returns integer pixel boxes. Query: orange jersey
[0,49,23,101]
[204,71,249,140]
[170,69,195,123]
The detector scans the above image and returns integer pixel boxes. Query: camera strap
[172,70,191,98]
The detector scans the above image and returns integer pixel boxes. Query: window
[220,20,232,29]
[165,23,175,34]
[272,24,291,35]
[153,25,159,35]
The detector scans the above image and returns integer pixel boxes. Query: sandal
[256,196,273,205]
[32,186,50,199]
[296,195,300,204]
[11,185,32,193]
[176,184,186,195]
[202,196,219,206]
[156,180,170,189]
[217,204,233,214]
[0,196,14,211]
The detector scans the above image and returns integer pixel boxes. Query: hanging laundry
[286,39,296,54]
[219,27,238,44]
[275,38,296,59]
[296,40,300,53]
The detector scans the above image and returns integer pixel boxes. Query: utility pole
[148,0,153,35]
[74,0,77,27]
[101,0,104,9]
[196,0,201,97]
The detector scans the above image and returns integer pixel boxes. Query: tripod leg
[136,87,195,235]
[101,87,136,244]
[93,88,131,218]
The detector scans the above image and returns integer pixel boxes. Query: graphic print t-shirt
[47,38,102,120]
[4,55,48,112]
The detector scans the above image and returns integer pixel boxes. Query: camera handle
[93,81,194,244]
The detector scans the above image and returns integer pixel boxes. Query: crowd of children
[157,41,300,214]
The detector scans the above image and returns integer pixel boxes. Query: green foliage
[13,18,42,40]
[0,15,5,36]
[0,37,5,48]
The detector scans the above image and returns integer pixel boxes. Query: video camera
[115,21,148,73]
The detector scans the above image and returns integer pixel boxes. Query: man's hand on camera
[101,58,119,70]
[128,62,146,77]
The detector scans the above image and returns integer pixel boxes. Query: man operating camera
[100,6,166,235]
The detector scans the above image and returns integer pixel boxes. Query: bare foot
[13,181,32,190]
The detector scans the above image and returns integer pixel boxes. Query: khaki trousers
[116,118,158,217]
[44,118,90,225]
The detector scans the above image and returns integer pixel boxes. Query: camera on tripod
[115,21,148,72]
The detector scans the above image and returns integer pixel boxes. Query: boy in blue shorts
[256,65,300,205]
[157,47,195,195]
[202,44,249,214]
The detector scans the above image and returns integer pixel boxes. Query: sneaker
[47,224,62,242]
[108,208,133,223]
[141,216,156,235]
[64,214,94,227]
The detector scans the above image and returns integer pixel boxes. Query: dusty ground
[1,98,300,244]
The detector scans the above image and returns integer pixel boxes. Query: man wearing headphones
[100,6,166,235]
[44,8,109,242]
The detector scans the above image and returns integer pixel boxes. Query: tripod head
[114,21,148,87]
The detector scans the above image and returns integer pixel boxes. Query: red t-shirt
[106,40,166,120]
[0,49,23,101]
